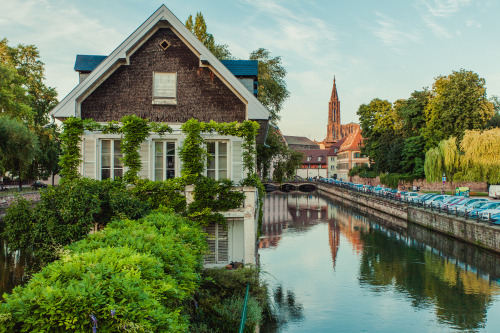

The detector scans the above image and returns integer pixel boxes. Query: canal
[259,192,500,332]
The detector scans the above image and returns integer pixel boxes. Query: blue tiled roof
[74,56,258,78]
[220,60,258,77]
[74,55,107,72]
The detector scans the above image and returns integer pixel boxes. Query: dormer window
[153,72,177,104]
[307,156,311,161]
[318,156,323,161]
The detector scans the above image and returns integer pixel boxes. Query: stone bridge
[263,181,317,192]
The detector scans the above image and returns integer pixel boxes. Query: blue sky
[2,0,499,141]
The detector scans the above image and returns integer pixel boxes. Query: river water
[259,192,500,332]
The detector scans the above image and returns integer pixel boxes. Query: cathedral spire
[331,75,338,100]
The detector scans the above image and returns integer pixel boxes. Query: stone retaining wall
[0,192,40,217]
[317,182,500,254]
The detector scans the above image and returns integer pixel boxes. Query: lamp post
[442,172,446,194]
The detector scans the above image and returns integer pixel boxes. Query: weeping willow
[460,128,500,184]
[439,137,460,179]
[424,147,442,182]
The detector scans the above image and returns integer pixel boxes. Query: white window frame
[152,72,177,105]
[206,140,230,180]
[100,139,123,180]
[153,140,177,181]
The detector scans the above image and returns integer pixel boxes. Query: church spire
[331,75,338,100]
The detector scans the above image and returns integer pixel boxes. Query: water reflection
[0,239,34,296]
[259,193,500,332]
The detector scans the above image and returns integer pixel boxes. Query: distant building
[326,137,346,179]
[316,77,360,149]
[336,129,370,181]
[284,136,320,150]
[296,149,328,178]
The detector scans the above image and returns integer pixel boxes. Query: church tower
[326,76,341,142]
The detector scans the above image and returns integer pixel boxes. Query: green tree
[250,48,290,123]
[0,51,32,121]
[185,13,233,60]
[0,116,39,190]
[424,69,494,147]
[459,128,500,184]
[487,96,500,128]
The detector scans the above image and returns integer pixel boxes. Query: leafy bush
[2,178,150,263]
[379,173,417,189]
[131,178,187,212]
[0,247,187,332]
[0,212,207,332]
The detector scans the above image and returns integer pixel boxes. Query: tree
[424,69,494,148]
[487,96,500,129]
[0,116,39,190]
[424,137,460,183]
[185,13,233,60]
[250,48,290,123]
[459,128,500,184]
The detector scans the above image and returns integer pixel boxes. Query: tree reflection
[263,284,304,332]
[358,230,496,330]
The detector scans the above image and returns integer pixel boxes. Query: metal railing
[316,179,499,225]
[239,283,250,333]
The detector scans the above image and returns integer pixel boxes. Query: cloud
[422,15,452,38]
[372,12,421,49]
[420,0,472,18]
[466,19,482,28]
[0,0,124,97]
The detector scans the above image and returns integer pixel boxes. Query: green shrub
[131,178,187,212]
[2,178,150,264]
[212,295,263,333]
[0,247,187,332]
[69,212,208,301]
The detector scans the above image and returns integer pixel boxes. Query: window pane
[155,156,163,168]
[114,168,123,178]
[218,156,227,170]
[155,142,163,154]
[102,140,110,154]
[208,157,215,170]
[102,155,110,168]
[218,170,227,179]
[166,169,175,179]
[101,169,110,180]
[207,142,215,154]
[155,169,163,181]
[207,170,216,179]
[166,142,175,155]
[218,142,227,155]
[167,156,175,169]
[114,156,122,167]
[114,140,121,154]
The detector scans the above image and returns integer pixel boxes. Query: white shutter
[203,223,229,264]
[139,141,149,179]
[153,73,176,98]
[83,137,96,179]
[232,140,243,183]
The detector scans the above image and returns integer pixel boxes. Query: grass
[0,187,40,197]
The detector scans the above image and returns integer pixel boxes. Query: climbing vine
[59,116,172,184]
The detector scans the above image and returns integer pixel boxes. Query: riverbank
[317,182,500,254]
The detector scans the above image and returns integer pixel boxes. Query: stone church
[316,77,360,149]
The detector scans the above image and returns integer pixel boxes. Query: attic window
[153,72,177,105]
[159,39,170,50]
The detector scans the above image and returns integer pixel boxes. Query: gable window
[153,72,177,104]
[154,141,176,181]
[207,141,228,180]
[101,140,122,180]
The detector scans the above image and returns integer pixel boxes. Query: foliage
[250,48,290,123]
[25,124,61,184]
[185,13,233,60]
[2,178,150,263]
[424,69,494,147]
[58,117,86,182]
[459,128,500,184]
[348,165,377,178]
[487,96,500,129]
[187,177,245,227]
[0,116,39,190]
[424,146,442,183]
[131,178,188,212]
[379,173,416,189]
[272,149,304,183]
[190,267,266,333]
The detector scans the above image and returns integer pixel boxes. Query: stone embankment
[317,183,500,254]
[0,192,41,218]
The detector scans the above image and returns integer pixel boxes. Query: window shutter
[153,73,176,98]
[203,223,229,264]
[139,141,149,179]
[232,140,243,182]
[83,137,96,179]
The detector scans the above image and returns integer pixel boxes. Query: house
[50,5,271,266]
[296,149,328,179]
[326,137,346,179]
[336,129,370,181]
[283,136,320,150]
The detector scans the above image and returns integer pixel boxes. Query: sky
[1,0,499,141]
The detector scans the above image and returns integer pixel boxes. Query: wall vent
[159,39,170,50]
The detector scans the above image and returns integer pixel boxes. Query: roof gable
[51,5,270,120]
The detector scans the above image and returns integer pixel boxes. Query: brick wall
[81,28,246,123]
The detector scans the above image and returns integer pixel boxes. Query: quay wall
[0,192,41,218]
[317,183,500,254]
